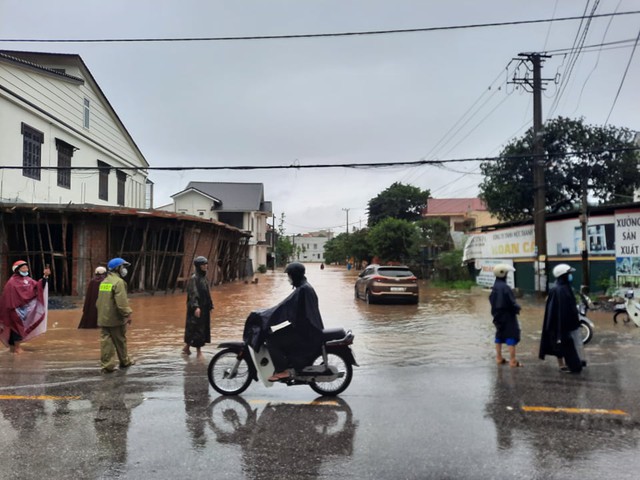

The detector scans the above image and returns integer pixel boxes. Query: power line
[4,146,638,173]
[1,11,639,43]
[604,26,640,125]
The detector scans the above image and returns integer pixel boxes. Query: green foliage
[257,264,267,274]
[433,250,470,282]
[479,116,640,221]
[324,229,371,266]
[275,213,294,266]
[416,218,452,248]
[368,217,421,263]
[367,182,430,227]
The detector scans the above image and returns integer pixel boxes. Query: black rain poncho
[243,278,324,353]
[539,277,583,372]
[489,277,521,342]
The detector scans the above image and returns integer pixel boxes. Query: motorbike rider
[539,263,584,373]
[266,262,325,381]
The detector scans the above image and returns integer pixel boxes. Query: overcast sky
[1,1,639,234]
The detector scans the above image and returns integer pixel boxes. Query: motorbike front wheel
[208,348,254,396]
[579,320,593,345]
[614,310,630,324]
[309,352,353,396]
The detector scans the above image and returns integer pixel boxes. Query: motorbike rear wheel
[309,352,353,396]
[579,320,593,345]
[208,348,254,396]
[614,310,630,324]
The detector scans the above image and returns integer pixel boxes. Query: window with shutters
[116,169,126,206]
[21,123,44,180]
[98,160,110,201]
[55,139,74,189]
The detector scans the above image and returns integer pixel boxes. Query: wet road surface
[1,266,640,479]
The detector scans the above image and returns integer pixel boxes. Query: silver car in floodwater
[354,264,419,304]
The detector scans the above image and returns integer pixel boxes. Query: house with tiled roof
[0,50,151,208]
[423,198,499,247]
[160,182,272,273]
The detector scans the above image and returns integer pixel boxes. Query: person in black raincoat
[489,263,522,367]
[182,256,214,357]
[539,263,583,373]
[243,262,324,381]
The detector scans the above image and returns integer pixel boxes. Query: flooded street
[2,265,640,479]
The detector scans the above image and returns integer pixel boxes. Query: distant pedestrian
[96,258,134,373]
[182,256,213,357]
[489,263,522,367]
[0,260,50,353]
[539,264,584,373]
[78,266,107,329]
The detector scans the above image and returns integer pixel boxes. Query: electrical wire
[1,11,639,43]
[604,26,640,125]
[2,146,637,172]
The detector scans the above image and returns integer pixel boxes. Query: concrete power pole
[511,52,552,293]
[342,208,350,235]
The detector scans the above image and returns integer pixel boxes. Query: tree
[416,218,453,249]
[479,116,640,221]
[323,230,371,267]
[275,213,294,266]
[368,217,421,263]
[367,182,430,227]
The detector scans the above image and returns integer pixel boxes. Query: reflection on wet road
[2,265,640,479]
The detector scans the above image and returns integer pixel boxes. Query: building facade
[0,50,151,208]
[159,182,272,273]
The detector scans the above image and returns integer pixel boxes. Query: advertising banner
[475,259,515,288]
[463,225,535,263]
[615,210,640,287]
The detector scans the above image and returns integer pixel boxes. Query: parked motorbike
[208,327,357,396]
[577,291,594,344]
[612,289,640,327]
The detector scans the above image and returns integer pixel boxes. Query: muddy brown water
[2,265,626,369]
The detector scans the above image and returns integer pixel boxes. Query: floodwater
[3,265,640,480]
[16,264,626,370]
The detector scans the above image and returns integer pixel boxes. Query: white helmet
[552,263,575,278]
[493,263,515,278]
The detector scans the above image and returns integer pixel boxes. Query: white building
[292,232,332,263]
[0,50,150,208]
[159,182,272,272]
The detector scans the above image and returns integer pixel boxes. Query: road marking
[522,406,628,416]
[249,399,339,406]
[0,394,81,401]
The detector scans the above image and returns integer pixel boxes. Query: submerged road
[1,266,639,479]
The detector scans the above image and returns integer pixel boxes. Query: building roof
[424,198,487,216]
[0,49,149,169]
[174,182,272,213]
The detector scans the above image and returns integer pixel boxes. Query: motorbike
[207,327,357,396]
[577,291,594,344]
[612,289,640,327]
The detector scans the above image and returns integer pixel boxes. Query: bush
[257,264,267,274]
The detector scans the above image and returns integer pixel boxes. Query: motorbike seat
[322,327,346,342]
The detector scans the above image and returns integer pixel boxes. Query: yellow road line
[522,406,628,416]
[249,399,339,406]
[0,394,81,401]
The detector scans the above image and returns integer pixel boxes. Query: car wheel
[366,290,375,305]
[354,286,359,300]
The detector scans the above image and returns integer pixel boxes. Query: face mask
[567,274,573,282]
[19,271,29,277]
[120,267,128,278]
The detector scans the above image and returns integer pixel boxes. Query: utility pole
[342,208,350,235]
[510,52,552,293]
[580,178,590,293]
[272,214,276,271]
